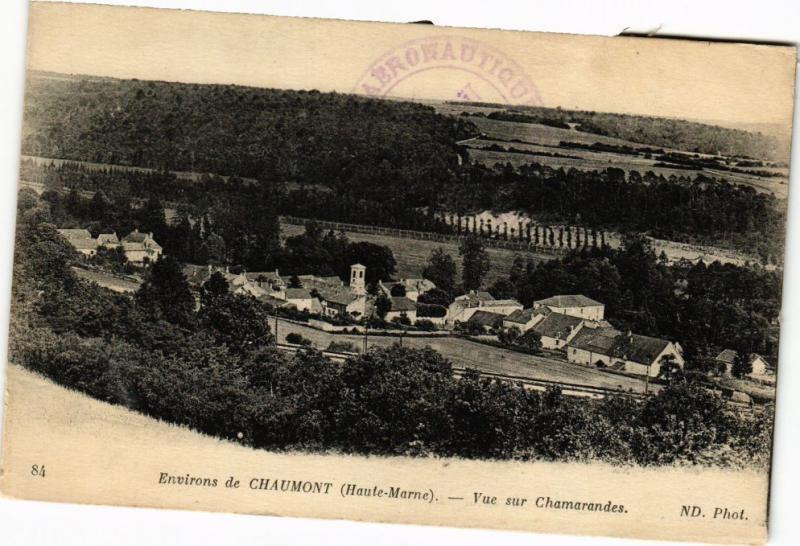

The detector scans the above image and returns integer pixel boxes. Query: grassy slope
[280,221,542,286]
[275,318,651,394]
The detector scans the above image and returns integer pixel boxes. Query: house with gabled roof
[447,290,523,324]
[534,294,605,321]
[465,310,506,332]
[532,312,585,349]
[378,278,436,302]
[57,228,98,256]
[121,229,163,264]
[715,350,770,378]
[567,325,683,377]
[97,232,120,246]
[385,296,418,324]
[285,288,314,312]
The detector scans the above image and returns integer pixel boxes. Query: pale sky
[26,2,797,129]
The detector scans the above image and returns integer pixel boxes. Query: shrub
[286,332,312,346]
[327,341,358,353]
[415,319,437,331]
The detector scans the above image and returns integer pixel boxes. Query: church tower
[350,263,366,295]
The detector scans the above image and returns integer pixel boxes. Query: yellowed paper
[3,2,796,544]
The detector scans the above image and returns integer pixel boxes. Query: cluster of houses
[183,263,370,319]
[453,292,685,378]
[57,228,163,265]
[181,261,770,381]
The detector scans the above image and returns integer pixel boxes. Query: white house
[378,278,436,302]
[285,288,314,312]
[120,230,163,264]
[447,291,523,324]
[534,294,605,321]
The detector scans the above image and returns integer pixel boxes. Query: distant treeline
[460,106,787,161]
[22,156,785,262]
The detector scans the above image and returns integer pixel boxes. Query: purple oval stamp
[355,35,542,105]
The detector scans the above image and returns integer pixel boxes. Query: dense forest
[23,72,473,208]
[461,105,788,161]
[9,190,773,467]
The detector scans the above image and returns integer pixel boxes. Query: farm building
[534,294,604,321]
[566,326,684,377]
[465,310,506,332]
[284,288,314,312]
[57,228,98,256]
[385,296,418,324]
[120,230,163,264]
[714,350,771,378]
[502,308,546,332]
[531,312,585,349]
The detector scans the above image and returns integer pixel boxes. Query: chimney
[148,232,153,239]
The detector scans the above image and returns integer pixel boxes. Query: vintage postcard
[1,2,796,544]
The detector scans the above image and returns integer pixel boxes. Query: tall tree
[731,352,752,378]
[135,255,195,326]
[459,235,490,292]
[422,248,457,296]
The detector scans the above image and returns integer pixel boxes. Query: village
[57,227,772,394]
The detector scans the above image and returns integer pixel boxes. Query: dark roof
[390,296,417,312]
[533,312,583,339]
[504,308,541,324]
[568,327,621,355]
[285,288,312,300]
[535,294,602,308]
[318,287,358,306]
[123,231,149,243]
[715,349,737,364]
[620,334,672,365]
[467,310,505,328]
[715,350,769,367]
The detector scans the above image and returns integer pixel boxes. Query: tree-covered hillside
[22,72,476,206]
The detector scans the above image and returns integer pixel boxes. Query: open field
[280,221,542,285]
[275,318,653,394]
[435,108,789,199]
[72,267,142,293]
